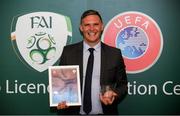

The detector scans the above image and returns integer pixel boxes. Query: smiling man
[57,9,128,115]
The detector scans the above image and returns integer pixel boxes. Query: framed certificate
[48,65,81,107]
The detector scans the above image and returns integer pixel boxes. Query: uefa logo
[11,12,72,72]
[102,11,163,74]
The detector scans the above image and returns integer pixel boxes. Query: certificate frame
[48,65,81,107]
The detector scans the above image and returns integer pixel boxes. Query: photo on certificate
[48,65,81,107]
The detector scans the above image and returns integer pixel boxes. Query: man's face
[80,15,104,46]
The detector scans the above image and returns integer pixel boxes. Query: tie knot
[88,48,94,54]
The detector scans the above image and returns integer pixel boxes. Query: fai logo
[11,12,72,72]
[102,11,163,74]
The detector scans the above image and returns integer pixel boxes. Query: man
[57,9,127,115]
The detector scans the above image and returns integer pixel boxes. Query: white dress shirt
[80,41,103,114]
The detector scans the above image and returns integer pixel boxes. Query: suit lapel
[76,42,83,93]
[100,42,107,86]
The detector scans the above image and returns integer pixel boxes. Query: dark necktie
[83,48,94,114]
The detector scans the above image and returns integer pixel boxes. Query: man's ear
[79,25,83,35]
[79,25,83,32]
[101,24,104,31]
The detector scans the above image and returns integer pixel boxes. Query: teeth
[88,32,95,36]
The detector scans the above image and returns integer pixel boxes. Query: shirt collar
[83,41,101,52]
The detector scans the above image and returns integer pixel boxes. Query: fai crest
[11,12,72,72]
[102,11,163,74]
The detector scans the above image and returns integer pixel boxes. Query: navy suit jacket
[57,41,127,115]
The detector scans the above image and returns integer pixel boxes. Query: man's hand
[100,90,117,105]
[57,101,69,110]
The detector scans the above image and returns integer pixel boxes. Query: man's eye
[84,24,89,26]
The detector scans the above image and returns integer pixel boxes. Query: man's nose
[89,25,95,31]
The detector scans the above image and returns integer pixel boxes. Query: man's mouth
[88,32,96,36]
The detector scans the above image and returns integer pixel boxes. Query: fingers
[108,96,115,104]
[100,93,108,105]
[100,91,117,105]
[57,101,69,110]
[100,95,115,105]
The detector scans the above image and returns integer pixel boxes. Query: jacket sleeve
[113,50,128,103]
